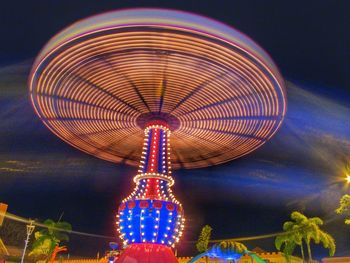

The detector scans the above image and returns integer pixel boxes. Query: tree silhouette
[275,221,304,262]
[29,219,71,262]
[196,225,212,263]
[335,194,350,224]
[276,211,335,262]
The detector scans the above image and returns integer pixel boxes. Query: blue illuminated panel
[118,200,183,246]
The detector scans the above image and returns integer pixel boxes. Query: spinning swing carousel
[29,9,286,263]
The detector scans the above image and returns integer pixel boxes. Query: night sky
[1,0,350,260]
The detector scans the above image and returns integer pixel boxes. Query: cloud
[0,157,88,176]
[0,60,32,97]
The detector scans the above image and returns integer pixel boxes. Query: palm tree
[29,219,71,262]
[276,211,335,262]
[196,225,212,263]
[335,194,350,224]
[275,223,304,262]
[292,211,335,262]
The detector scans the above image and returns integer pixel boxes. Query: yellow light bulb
[346,174,350,183]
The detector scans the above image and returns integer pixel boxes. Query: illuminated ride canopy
[29,9,286,263]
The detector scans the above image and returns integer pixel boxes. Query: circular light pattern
[29,9,286,169]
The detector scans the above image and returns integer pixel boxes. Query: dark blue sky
[0,0,350,259]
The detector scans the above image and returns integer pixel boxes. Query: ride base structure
[116,121,184,262]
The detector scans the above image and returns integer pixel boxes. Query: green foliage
[275,211,336,262]
[335,194,350,224]
[318,230,336,257]
[196,225,212,253]
[275,217,303,262]
[275,233,297,261]
[29,219,71,261]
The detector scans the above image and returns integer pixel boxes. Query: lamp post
[20,220,35,263]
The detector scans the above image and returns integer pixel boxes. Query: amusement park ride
[29,9,286,263]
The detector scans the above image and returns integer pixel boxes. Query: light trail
[29,9,286,169]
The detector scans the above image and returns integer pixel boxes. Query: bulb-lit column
[116,120,184,249]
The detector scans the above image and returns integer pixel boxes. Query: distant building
[322,257,350,263]
[239,252,303,263]
[238,247,304,263]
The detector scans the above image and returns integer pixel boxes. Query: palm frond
[283,221,294,231]
[319,231,336,256]
[291,211,307,223]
